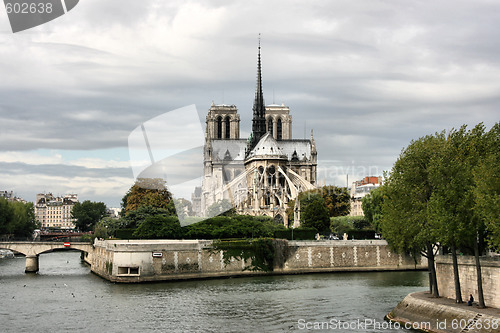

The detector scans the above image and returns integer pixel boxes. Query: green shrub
[274,227,317,240]
[115,228,136,239]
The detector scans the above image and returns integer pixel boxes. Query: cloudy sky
[0,0,499,207]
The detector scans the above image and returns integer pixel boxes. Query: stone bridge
[0,241,93,273]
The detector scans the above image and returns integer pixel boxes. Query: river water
[0,251,427,332]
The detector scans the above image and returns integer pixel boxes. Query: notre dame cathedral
[193,43,318,227]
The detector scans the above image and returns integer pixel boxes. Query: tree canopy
[300,193,330,231]
[133,215,182,239]
[380,132,446,296]
[0,198,38,238]
[121,178,173,215]
[361,187,385,232]
[474,123,500,250]
[288,186,350,230]
[71,200,107,232]
[380,122,499,303]
[321,186,351,217]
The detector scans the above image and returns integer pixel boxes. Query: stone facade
[195,45,317,227]
[435,255,500,309]
[91,239,423,283]
[35,193,78,229]
[350,176,382,216]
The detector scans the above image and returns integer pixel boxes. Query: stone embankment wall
[389,292,499,333]
[91,239,423,283]
[436,256,500,308]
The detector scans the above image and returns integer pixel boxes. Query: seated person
[468,294,474,306]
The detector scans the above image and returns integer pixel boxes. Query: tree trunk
[426,241,439,297]
[474,236,486,308]
[451,244,463,303]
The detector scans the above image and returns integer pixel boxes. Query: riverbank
[387,291,500,333]
[91,239,425,283]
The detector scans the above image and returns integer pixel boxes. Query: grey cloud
[0,161,132,179]
[0,0,499,206]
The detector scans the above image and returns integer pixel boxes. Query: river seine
[0,251,427,332]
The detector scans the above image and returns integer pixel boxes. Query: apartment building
[35,193,78,229]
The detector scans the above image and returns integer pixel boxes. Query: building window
[264,192,271,206]
[278,173,286,187]
[267,117,273,136]
[117,266,140,276]
[277,118,282,140]
[225,116,231,139]
[216,116,223,139]
[267,165,276,186]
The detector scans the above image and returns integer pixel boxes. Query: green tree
[429,124,490,307]
[322,186,351,217]
[183,215,284,240]
[94,217,126,239]
[120,206,171,230]
[362,187,385,232]
[122,178,172,215]
[474,123,500,250]
[72,200,107,232]
[0,197,14,235]
[0,198,38,238]
[11,201,38,237]
[381,133,445,297]
[133,215,182,239]
[330,216,372,239]
[330,216,353,236]
[287,186,350,227]
[301,194,330,231]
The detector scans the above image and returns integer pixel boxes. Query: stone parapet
[91,239,424,283]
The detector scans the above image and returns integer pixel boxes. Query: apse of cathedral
[192,42,317,227]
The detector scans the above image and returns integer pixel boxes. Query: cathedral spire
[247,34,267,156]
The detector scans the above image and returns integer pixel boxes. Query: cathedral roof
[278,140,313,161]
[247,132,286,158]
[211,140,247,161]
[211,136,314,162]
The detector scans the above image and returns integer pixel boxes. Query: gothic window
[278,173,286,187]
[277,118,282,140]
[274,214,283,225]
[216,116,223,139]
[267,117,273,136]
[258,166,264,184]
[264,192,271,206]
[225,116,231,138]
[267,165,276,186]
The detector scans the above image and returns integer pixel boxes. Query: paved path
[412,291,500,319]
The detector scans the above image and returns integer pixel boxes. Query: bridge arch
[0,242,93,273]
